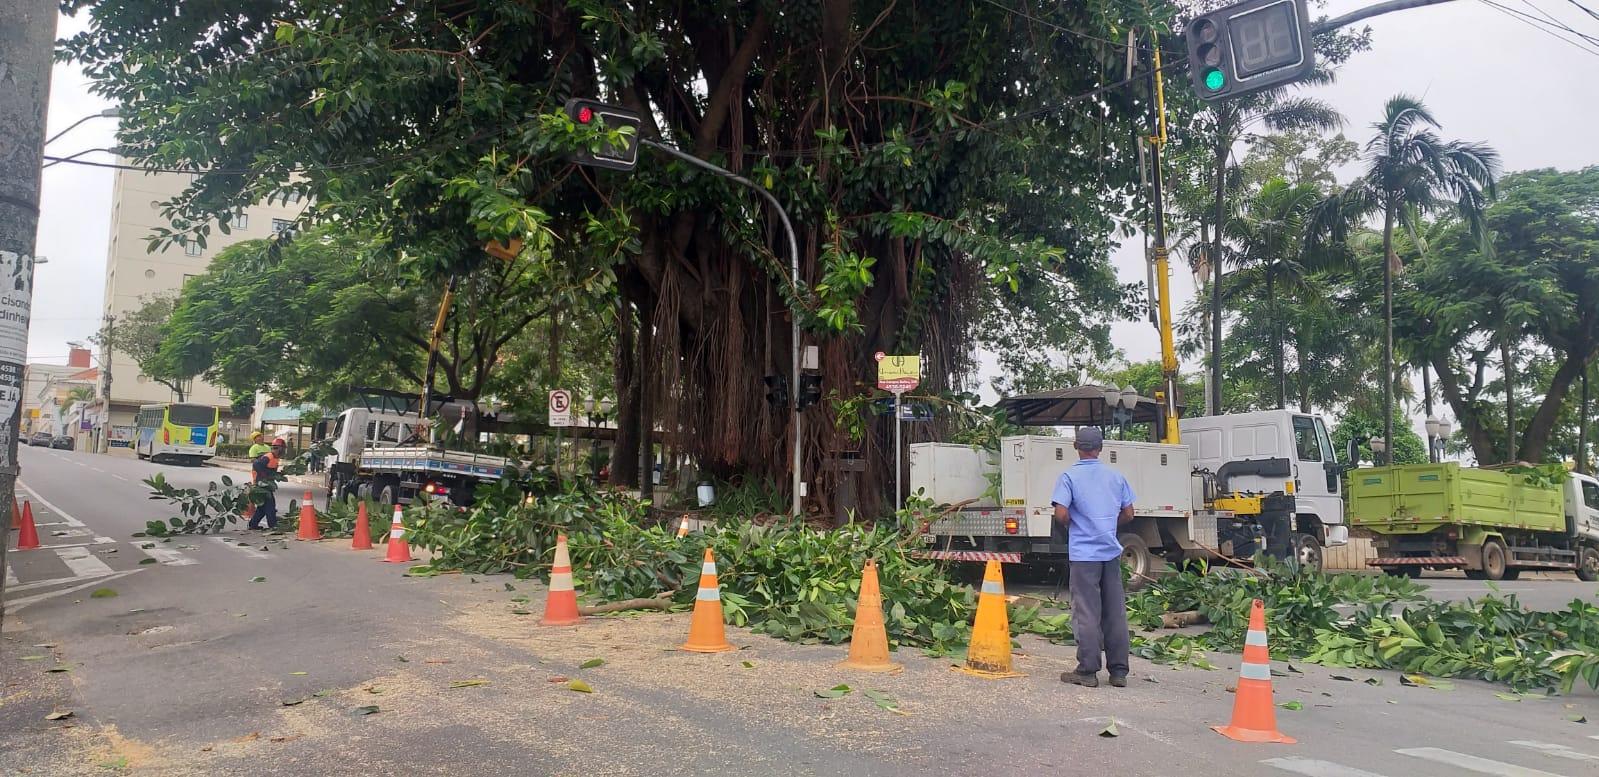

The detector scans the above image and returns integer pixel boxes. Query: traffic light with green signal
[1185,0,1316,102]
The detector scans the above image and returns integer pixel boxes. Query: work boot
[1060,670,1099,688]
[1108,673,1128,688]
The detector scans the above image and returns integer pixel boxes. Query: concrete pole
[0,0,57,631]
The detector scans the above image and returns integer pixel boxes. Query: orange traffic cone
[839,559,901,673]
[681,548,734,653]
[540,534,581,626]
[676,515,690,538]
[1212,599,1295,744]
[381,505,413,563]
[296,490,322,541]
[956,560,1020,678]
[350,502,373,550]
[15,501,39,550]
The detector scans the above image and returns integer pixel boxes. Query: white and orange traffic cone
[540,534,581,626]
[676,515,690,539]
[956,560,1020,678]
[1212,599,1295,744]
[839,559,901,673]
[381,505,413,563]
[681,548,734,653]
[295,490,322,541]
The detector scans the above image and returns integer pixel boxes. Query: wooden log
[578,594,675,615]
[1160,610,1208,629]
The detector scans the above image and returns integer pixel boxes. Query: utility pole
[0,0,57,631]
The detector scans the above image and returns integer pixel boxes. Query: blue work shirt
[1050,458,1135,562]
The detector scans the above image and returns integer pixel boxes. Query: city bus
[134,403,220,464]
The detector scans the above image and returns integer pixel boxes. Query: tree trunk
[1381,203,1395,464]
[1581,366,1592,475]
[1502,335,1515,462]
[1431,351,1505,463]
[611,294,640,487]
[1422,363,1435,462]
[1296,330,1311,414]
[1517,349,1592,463]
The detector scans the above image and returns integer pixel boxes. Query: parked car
[51,436,74,450]
[28,431,52,447]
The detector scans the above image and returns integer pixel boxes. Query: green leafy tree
[91,294,196,401]
[1327,95,1500,459]
[63,1,1179,510]
[1331,405,1425,466]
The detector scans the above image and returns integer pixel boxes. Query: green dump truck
[1348,463,1599,581]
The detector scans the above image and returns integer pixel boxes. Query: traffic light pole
[639,139,804,518]
[0,0,55,633]
[1312,0,1458,33]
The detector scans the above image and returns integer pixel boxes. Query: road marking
[54,546,115,578]
[16,481,85,527]
[1397,748,1566,776]
[6,570,140,612]
[1262,757,1390,777]
[139,544,197,567]
[90,467,105,473]
[112,474,129,482]
[4,563,16,587]
[1508,742,1599,762]
[211,536,273,560]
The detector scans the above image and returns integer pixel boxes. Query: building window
[285,191,303,204]
[271,218,294,236]
[230,211,247,229]
[185,242,202,257]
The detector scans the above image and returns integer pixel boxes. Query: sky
[29,1,1599,432]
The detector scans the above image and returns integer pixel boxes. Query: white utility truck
[912,386,1347,577]
[316,395,511,507]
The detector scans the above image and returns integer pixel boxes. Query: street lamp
[1370,436,1388,466]
[585,399,612,481]
[1102,384,1138,439]
[1425,417,1452,463]
[44,107,121,147]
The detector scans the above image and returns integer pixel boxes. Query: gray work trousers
[1070,560,1130,675]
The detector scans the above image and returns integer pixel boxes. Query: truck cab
[318,407,420,497]
[1179,409,1349,568]
[1565,473,1599,580]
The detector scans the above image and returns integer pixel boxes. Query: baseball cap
[272,438,286,446]
[1074,426,1105,450]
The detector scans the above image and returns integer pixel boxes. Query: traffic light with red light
[563,98,641,171]
[1185,0,1315,102]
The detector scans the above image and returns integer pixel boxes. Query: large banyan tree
[65,0,1179,513]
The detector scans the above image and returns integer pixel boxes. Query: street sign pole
[894,390,903,510]
[876,353,921,513]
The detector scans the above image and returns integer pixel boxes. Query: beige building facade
[95,164,306,450]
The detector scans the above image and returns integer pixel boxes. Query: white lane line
[4,563,17,587]
[6,570,140,612]
[1397,748,1566,776]
[54,546,115,578]
[211,536,273,560]
[138,544,197,567]
[90,467,105,473]
[1262,757,1391,777]
[1508,742,1599,762]
[16,481,86,527]
[111,474,129,482]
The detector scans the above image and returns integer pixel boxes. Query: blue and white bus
[134,403,220,464]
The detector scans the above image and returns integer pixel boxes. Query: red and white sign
[548,389,574,427]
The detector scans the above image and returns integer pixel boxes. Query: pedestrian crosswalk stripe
[211,536,273,560]
[4,563,17,587]
[1508,741,1599,762]
[1261,756,1390,777]
[138,545,197,567]
[53,546,114,578]
[1397,747,1566,777]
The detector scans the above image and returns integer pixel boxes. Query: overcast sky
[31,1,1599,418]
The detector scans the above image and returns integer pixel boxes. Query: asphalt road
[3,446,1598,776]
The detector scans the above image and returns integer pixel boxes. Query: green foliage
[92,294,197,401]
[1332,405,1428,466]
[406,470,611,577]
[142,473,264,535]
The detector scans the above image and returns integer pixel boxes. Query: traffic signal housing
[1184,0,1316,102]
[763,375,789,408]
[564,98,641,171]
[796,375,823,410]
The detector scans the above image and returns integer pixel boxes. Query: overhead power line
[1478,0,1599,56]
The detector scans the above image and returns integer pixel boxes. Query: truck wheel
[1292,533,1324,573]
[1578,547,1599,582]
[1465,570,1487,580]
[1118,533,1155,590]
[1501,569,1522,581]
[1481,539,1509,581]
[377,480,400,507]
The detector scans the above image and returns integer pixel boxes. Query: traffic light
[564,98,641,171]
[796,375,823,410]
[762,375,788,408]
[1184,0,1315,102]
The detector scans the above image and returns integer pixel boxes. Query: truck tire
[1118,533,1155,590]
[1578,547,1599,582]
[1292,533,1324,573]
[1501,569,1522,581]
[377,479,400,507]
[1383,566,1421,579]
[1481,539,1509,581]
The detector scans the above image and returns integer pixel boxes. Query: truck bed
[358,446,511,480]
[1348,463,1565,535]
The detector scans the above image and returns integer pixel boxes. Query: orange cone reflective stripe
[1212,599,1295,744]
[540,534,581,626]
[381,505,413,563]
[681,548,734,653]
[956,560,1021,678]
[296,490,322,541]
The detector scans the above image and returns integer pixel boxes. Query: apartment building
[95,164,306,451]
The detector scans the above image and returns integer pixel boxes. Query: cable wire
[1478,0,1599,55]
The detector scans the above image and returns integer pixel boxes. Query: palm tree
[1197,87,1344,414]
[1330,95,1499,460]
[1223,178,1345,409]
